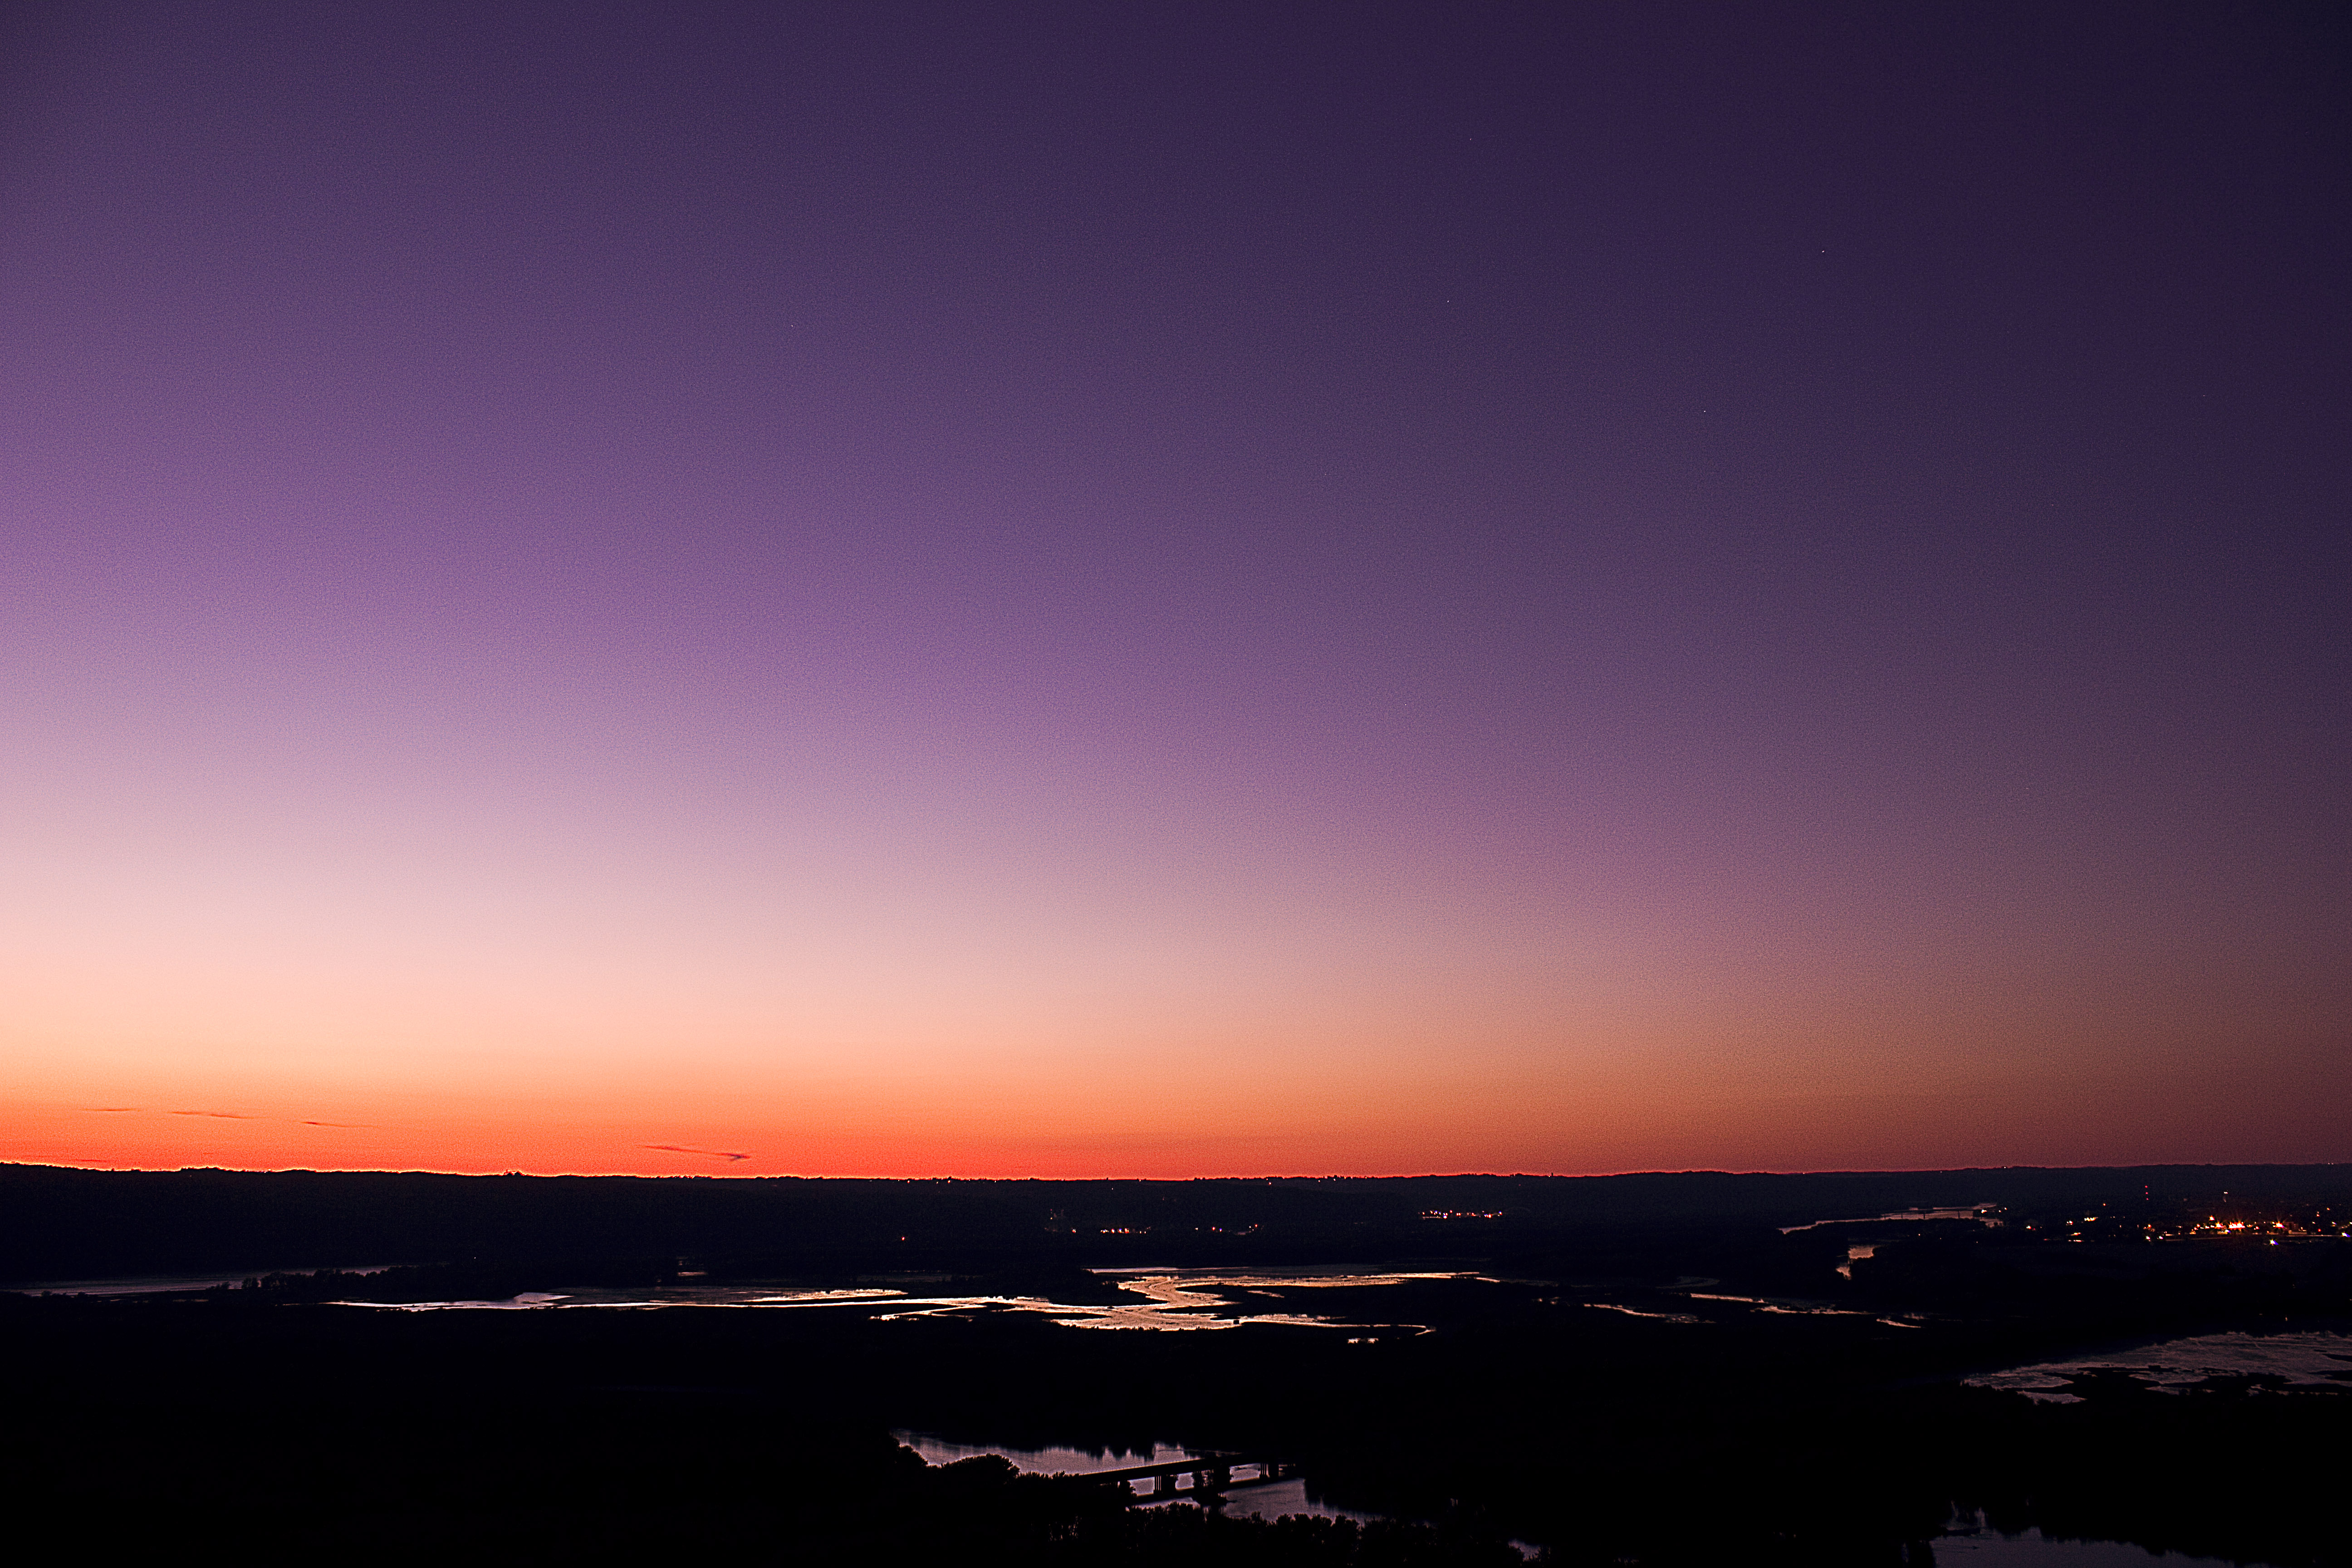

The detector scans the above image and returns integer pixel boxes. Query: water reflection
[1585,1302,1706,1324]
[1687,1291,1867,1317]
[1966,1330,2352,1403]
[893,1431,1384,1524]
[337,1286,904,1313]
[326,1268,1480,1331]
[1936,1513,2229,1563]
[1215,1476,1382,1527]
[18,1265,391,1297]
[895,1431,1204,1478]
[1780,1206,2000,1234]
[1043,1267,1477,1331]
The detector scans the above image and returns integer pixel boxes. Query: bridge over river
[1079,1454,1289,1503]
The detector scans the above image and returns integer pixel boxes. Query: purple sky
[5,3,2346,1175]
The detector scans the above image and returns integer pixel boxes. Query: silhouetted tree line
[9,1168,2349,1563]
[10,1161,2348,1283]
[5,1224,2345,1568]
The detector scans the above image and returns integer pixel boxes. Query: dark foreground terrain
[5,1163,2348,1566]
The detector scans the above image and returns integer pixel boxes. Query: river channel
[887,1434,2238,1564]
[305,1264,1478,1329]
[892,1431,1383,1527]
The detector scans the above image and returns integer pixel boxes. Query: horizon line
[8,1159,2347,1181]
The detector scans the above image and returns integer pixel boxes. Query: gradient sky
[5,2,2346,1177]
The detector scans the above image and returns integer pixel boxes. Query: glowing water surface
[326,1267,1480,1330]
[1965,1330,2352,1403]
[1779,1206,2001,1234]
[895,1432,1208,1479]
[1932,1514,2230,1564]
[20,1265,392,1297]
[894,1431,1452,1535]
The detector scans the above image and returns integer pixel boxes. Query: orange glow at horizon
[12,1007,2347,1180]
[3,0,2347,1196]
[12,785,2347,1181]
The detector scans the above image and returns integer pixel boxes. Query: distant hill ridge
[7,1161,2348,1284]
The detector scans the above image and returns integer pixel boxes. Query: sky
[4,2,2347,1178]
